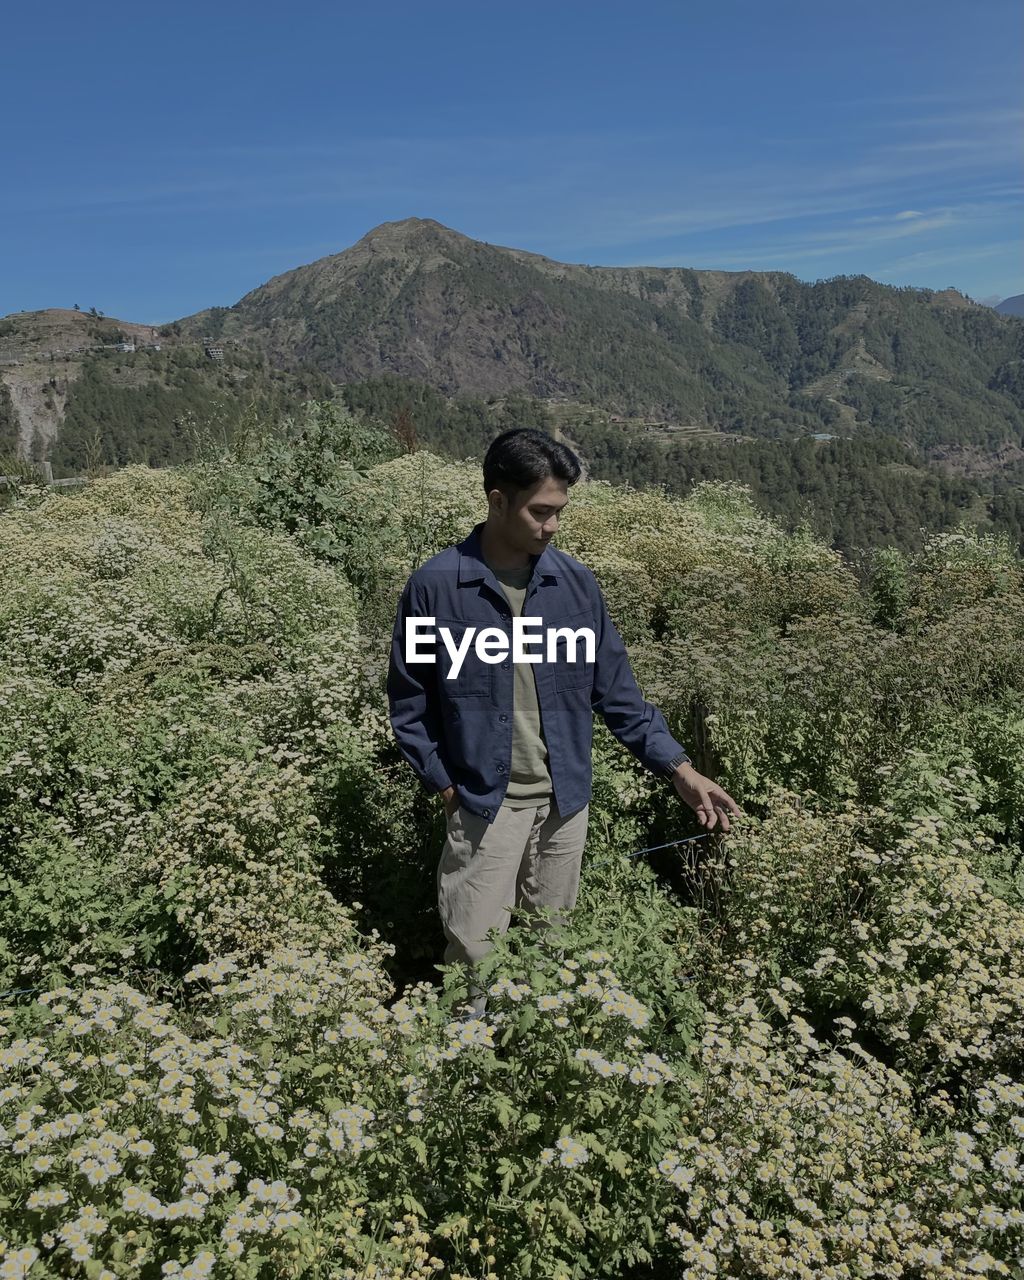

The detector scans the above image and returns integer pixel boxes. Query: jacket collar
[457,521,560,590]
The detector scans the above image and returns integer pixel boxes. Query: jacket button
[483,808,491,817]
[496,763,506,773]
[499,714,508,722]
[501,662,510,670]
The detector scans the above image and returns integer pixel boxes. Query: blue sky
[2,0,1021,324]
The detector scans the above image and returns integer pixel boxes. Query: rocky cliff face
[0,310,164,460]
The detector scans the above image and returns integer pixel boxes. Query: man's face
[489,475,570,557]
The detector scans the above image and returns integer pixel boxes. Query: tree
[391,402,418,453]
[73,303,80,312]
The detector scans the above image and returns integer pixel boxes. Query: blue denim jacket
[387,521,691,824]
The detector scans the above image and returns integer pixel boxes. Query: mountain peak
[334,217,479,267]
[370,217,449,232]
[354,216,463,245]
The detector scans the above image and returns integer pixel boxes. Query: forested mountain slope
[178,217,1024,452]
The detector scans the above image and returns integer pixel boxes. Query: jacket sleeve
[386,576,454,794]
[588,575,691,777]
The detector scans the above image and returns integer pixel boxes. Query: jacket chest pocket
[549,609,596,692]
[435,618,495,698]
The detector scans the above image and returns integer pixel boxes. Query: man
[387,429,740,1012]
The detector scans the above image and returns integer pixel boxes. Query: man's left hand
[671,763,742,832]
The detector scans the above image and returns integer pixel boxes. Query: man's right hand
[440,785,458,819]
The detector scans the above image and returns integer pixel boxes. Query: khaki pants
[437,798,590,1014]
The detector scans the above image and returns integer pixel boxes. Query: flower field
[1,405,1022,1278]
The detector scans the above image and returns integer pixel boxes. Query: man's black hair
[482,428,582,500]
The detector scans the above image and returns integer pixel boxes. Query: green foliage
[340,375,554,460]
[565,418,1015,558]
[332,371,1024,559]
[188,399,403,568]
[3,451,1024,1275]
[48,346,335,477]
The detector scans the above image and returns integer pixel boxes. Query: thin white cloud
[14,89,1020,235]
[613,203,1014,272]
[894,106,1024,131]
[542,95,1023,254]
[873,239,1023,277]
